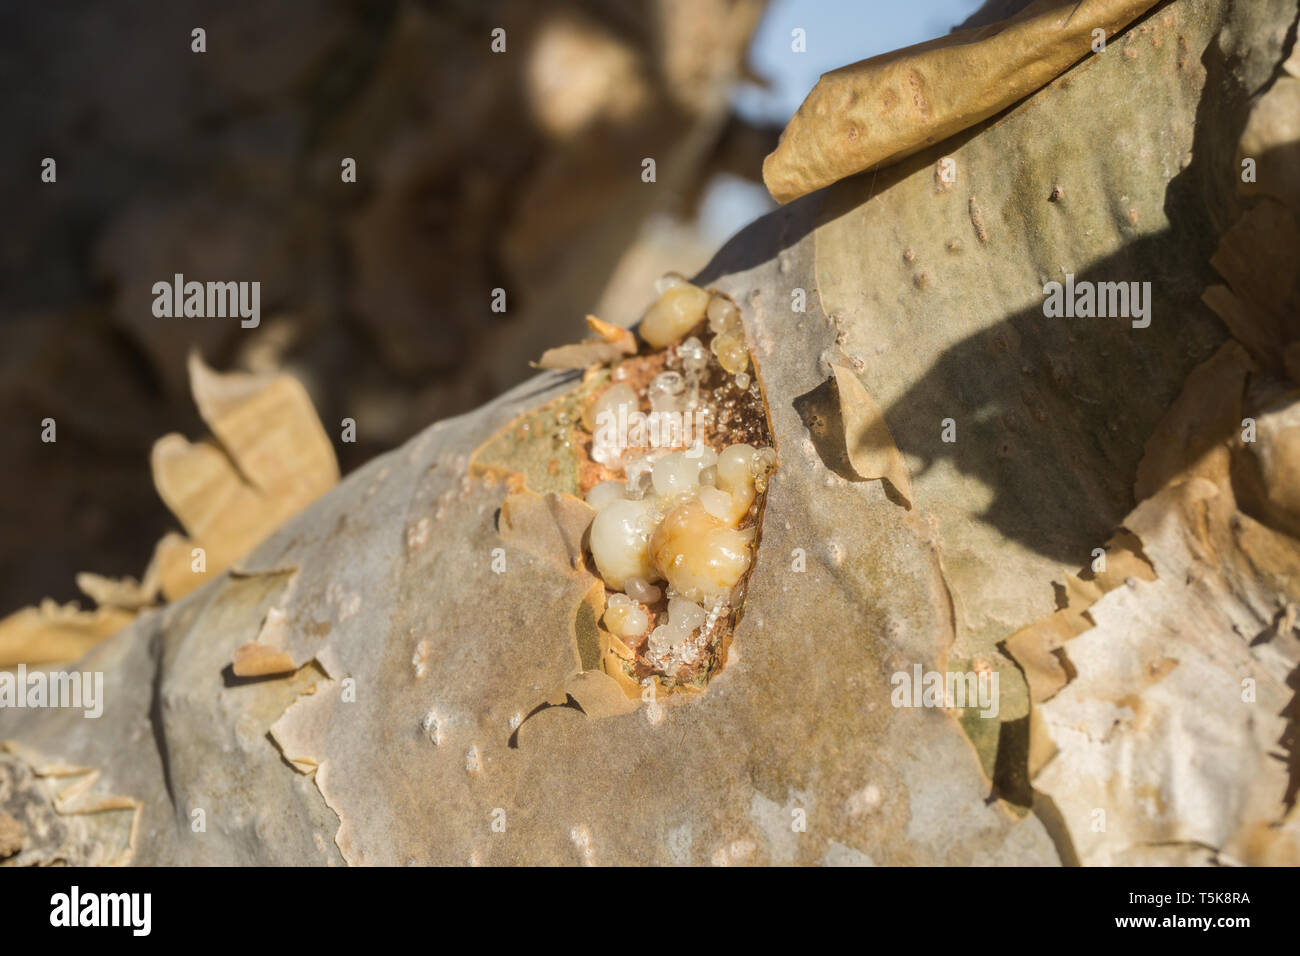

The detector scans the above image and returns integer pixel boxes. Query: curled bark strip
[763,0,1160,203]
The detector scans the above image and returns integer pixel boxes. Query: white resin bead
[589,383,639,467]
[648,371,686,414]
[648,597,707,656]
[625,576,663,604]
[654,272,688,295]
[714,443,757,524]
[585,480,626,511]
[589,498,659,590]
[697,485,735,523]
[640,284,710,348]
[604,593,649,640]
[590,383,637,431]
[685,443,718,469]
[706,294,741,334]
[652,450,705,500]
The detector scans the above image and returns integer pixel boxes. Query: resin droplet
[590,498,659,590]
[648,597,708,656]
[650,502,753,603]
[585,480,626,511]
[712,330,750,375]
[625,576,663,604]
[707,294,741,335]
[640,283,710,348]
[604,593,649,640]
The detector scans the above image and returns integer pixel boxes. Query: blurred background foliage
[0,0,988,614]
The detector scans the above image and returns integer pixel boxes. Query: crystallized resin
[577,278,775,688]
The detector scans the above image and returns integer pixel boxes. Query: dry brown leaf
[1204,55,1300,373]
[1005,531,1155,704]
[1005,575,1100,703]
[1034,478,1300,865]
[1238,40,1300,214]
[1234,387,1300,552]
[1206,203,1300,371]
[1028,332,1300,863]
[0,600,135,669]
[73,573,155,612]
[153,532,202,603]
[1009,548,1152,747]
[73,533,171,612]
[5,352,341,667]
[763,0,1160,202]
[1134,340,1253,499]
[151,353,338,600]
[831,363,912,508]
[1013,324,1300,861]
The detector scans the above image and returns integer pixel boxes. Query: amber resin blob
[577,275,776,693]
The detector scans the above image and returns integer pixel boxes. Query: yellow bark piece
[763,0,1160,203]
[0,600,135,668]
[152,354,338,600]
